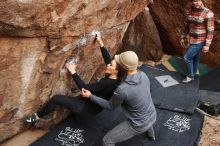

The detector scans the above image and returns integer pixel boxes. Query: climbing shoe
[25,113,39,124]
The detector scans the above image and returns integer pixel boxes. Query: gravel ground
[199,115,220,146]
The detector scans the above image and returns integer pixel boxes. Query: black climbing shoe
[25,113,39,124]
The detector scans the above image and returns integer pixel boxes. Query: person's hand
[180,38,185,47]
[65,63,76,75]
[202,46,209,53]
[96,32,101,42]
[96,32,104,47]
[81,88,91,98]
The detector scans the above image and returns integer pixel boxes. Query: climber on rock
[25,32,123,125]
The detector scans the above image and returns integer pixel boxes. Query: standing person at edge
[25,33,121,124]
[180,0,214,83]
[81,51,156,146]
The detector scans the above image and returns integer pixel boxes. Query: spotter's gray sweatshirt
[90,71,156,128]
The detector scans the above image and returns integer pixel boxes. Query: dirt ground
[199,115,220,146]
[1,114,220,146]
[1,130,47,146]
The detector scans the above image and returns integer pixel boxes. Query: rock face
[149,0,220,65]
[120,6,163,61]
[0,0,148,37]
[0,0,150,142]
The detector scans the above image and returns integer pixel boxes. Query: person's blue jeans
[183,42,205,78]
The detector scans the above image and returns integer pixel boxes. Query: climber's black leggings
[37,95,103,118]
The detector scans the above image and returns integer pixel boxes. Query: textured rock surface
[0,0,148,37]
[0,37,48,141]
[0,0,150,142]
[120,6,163,62]
[0,25,129,143]
[149,0,220,65]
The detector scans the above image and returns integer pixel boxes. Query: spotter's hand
[81,88,91,98]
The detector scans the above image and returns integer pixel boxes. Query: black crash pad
[116,109,204,146]
[139,65,200,114]
[198,67,220,115]
[199,67,220,92]
[31,108,204,146]
[198,90,220,116]
[30,106,126,146]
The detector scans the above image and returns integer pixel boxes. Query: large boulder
[120,6,163,62]
[149,0,220,65]
[0,0,148,37]
[0,0,150,142]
